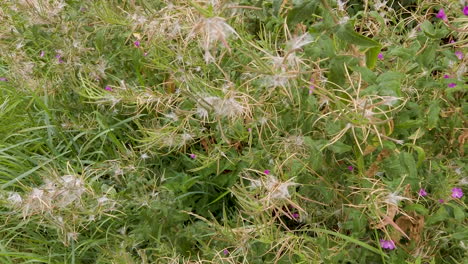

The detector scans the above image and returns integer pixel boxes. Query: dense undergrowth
[0,0,467,263]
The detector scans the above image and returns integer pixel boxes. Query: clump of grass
[0,0,466,263]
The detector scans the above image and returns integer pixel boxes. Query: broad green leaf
[427,206,449,225]
[328,141,352,154]
[405,144,426,168]
[287,0,319,25]
[427,101,440,130]
[365,46,381,69]
[336,23,381,48]
[404,203,429,215]
[421,21,435,38]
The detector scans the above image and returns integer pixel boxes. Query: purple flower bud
[134,40,140,47]
[377,53,384,60]
[292,213,299,219]
[463,6,468,16]
[264,169,270,175]
[455,51,463,60]
[40,51,45,57]
[451,187,463,199]
[436,9,447,21]
[105,85,113,91]
[189,153,196,159]
[379,239,396,250]
[309,78,315,94]
[0,77,8,82]
[222,249,229,256]
[443,74,450,79]
[438,199,445,203]
[418,188,427,197]
[448,83,457,88]
[347,166,354,171]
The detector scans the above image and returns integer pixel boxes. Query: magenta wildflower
[264,169,270,175]
[189,153,196,159]
[377,53,384,60]
[347,166,354,171]
[379,239,396,250]
[418,188,427,197]
[309,78,315,94]
[438,199,445,203]
[134,40,140,47]
[451,187,463,199]
[443,74,450,79]
[463,6,468,16]
[40,50,45,57]
[222,249,229,256]
[448,83,457,88]
[0,77,7,82]
[292,213,299,219]
[455,51,463,60]
[55,54,63,63]
[104,85,113,91]
[436,9,447,21]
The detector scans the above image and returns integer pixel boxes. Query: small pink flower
[40,51,45,57]
[55,54,63,63]
[455,51,463,60]
[379,239,396,250]
[292,213,299,219]
[247,128,252,132]
[104,85,113,91]
[189,153,196,159]
[134,40,140,47]
[309,78,315,94]
[448,83,457,88]
[436,9,447,21]
[264,169,270,175]
[0,77,7,82]
[347,166,354,171]
[377,53,384,60]
[463,6,468,16]
[222,249,229,256]
[451,187,463,199]
[438,199,445,203]
[443,74,450,79]
[418,188,427,197]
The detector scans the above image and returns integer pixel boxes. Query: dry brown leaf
[458,130,468,156]
[372,204,410,240]
[391,212,425,245]
[365,149,392,177]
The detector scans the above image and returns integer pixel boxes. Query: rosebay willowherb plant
[0,0,466,263]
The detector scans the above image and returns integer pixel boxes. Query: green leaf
[426,101,440,130]
[404,144,426,168]
[328,141,352,154]
[336,23,381,48]
[287,0,319,25]
[427,206,449,225]
[365,46,381,69]
[421,21,435,38]
[404,203,429,215]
